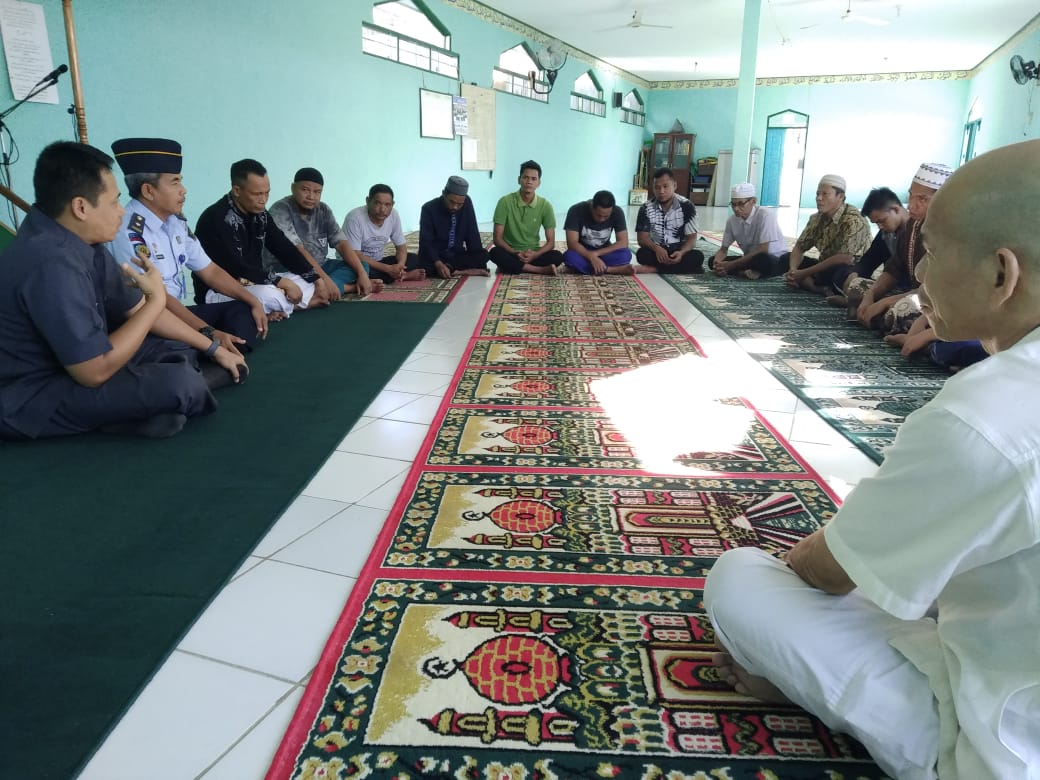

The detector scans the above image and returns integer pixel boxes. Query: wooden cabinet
[648,132,695,197]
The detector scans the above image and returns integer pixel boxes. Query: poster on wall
[452,95,468,136]
[0,0,57,104]
[419,88,454,140]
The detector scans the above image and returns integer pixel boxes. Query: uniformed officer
[109,137,268,353]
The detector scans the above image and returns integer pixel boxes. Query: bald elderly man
[783,173,871,294]
[704,139,1040,778]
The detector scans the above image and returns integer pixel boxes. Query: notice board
[460,83,495,171]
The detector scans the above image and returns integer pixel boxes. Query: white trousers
[206,273,315,316]
[703,547,940,780]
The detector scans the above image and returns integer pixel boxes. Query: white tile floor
[76,207,879,780]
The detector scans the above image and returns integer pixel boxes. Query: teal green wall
[4,2,1036,226]
[0,0,644,229]
[964,22,1040,153]
[648,78,968,209]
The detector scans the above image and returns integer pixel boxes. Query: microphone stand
[0,75,61,228]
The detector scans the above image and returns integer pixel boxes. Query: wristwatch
[198,325,216,338]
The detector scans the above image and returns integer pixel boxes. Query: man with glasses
[708,182,788,279]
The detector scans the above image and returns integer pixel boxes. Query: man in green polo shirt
[489,160,564,275]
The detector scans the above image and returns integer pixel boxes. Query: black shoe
[100,413,187,439]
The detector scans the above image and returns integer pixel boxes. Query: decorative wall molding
[649,70,973,91]
[452,0,650,88]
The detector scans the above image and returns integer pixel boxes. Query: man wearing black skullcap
[268,167,382,297]
[110,137,268,353]
[416,175,489,279]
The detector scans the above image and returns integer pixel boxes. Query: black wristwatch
[198,325,216,338]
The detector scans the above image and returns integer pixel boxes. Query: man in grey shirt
[268,168,381,296]
[342,183,424,284]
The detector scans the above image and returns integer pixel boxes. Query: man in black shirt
[417,175,489,279]
[194,158,334,317]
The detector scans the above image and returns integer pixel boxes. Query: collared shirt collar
[126,197,168,233]
[513,190,541,209]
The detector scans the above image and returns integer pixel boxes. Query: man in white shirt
[341,184,425,284]
[708,182,788,279]
[704,139,1040,779]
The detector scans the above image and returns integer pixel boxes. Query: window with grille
[492,44,548,103]
[621,89,645,127]
[570,71,605,117]
[361,0,458,78]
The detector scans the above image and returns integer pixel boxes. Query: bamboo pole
[61,0,87,143]
[0,182,30,213]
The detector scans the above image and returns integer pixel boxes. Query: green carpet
[664,271,949,462]
[0,301,445,780]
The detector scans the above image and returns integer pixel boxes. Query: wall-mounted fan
[530,42,567,95]
[1010,54,1039,85]
[597,10,674,33]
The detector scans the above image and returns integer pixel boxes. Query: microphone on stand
[37,64,67,86]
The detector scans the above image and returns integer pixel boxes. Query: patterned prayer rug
[341,277,467,304]
[664,269,949,463]
[268,275,887,780]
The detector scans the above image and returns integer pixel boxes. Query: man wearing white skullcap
[708,183,788,279]
[706,142,1040,779]
[783,174,872,294]
[847,163,953,333]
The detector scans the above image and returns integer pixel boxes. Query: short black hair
[33,141,113,219]
[230,158,266,187]
[652,167,675,182]
[368,183,394,200]
[592,190,616,209]
[861,187,902,216]
[519,160,542,178]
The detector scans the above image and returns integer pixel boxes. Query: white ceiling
[474,0,1040,82]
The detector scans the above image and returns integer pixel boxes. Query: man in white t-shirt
[704,139,1040,779]
[340,184,425,284]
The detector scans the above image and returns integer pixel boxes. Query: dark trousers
[373,252,421,283]
[929,340,988,370]
[488,247,564,275]
[416,248,489,274]
[709,252,784,277]
[188,300,258,351]
[780,253,851,292]
[636,244,705,274]
[0,338,216,440]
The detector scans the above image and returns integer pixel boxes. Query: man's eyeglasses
[730,198,753,209]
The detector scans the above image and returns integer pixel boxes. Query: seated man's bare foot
[710,651,791,703]
[433,260,452,279]
[634,264,658,274]
[370,279,385,293]
[824,294,846,307]
[743,269,762,280]
[609,264,635,276]
[267,311,287,322]
[454,268,490,276]
[402,268,426,281]
[527,264,558,276]
[884,333,908,348]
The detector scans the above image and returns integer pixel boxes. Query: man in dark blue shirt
[0,141,244,440]
[417,175,488,279]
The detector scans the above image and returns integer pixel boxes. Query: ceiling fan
[597,9,674,33]
[800,0,890,30]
